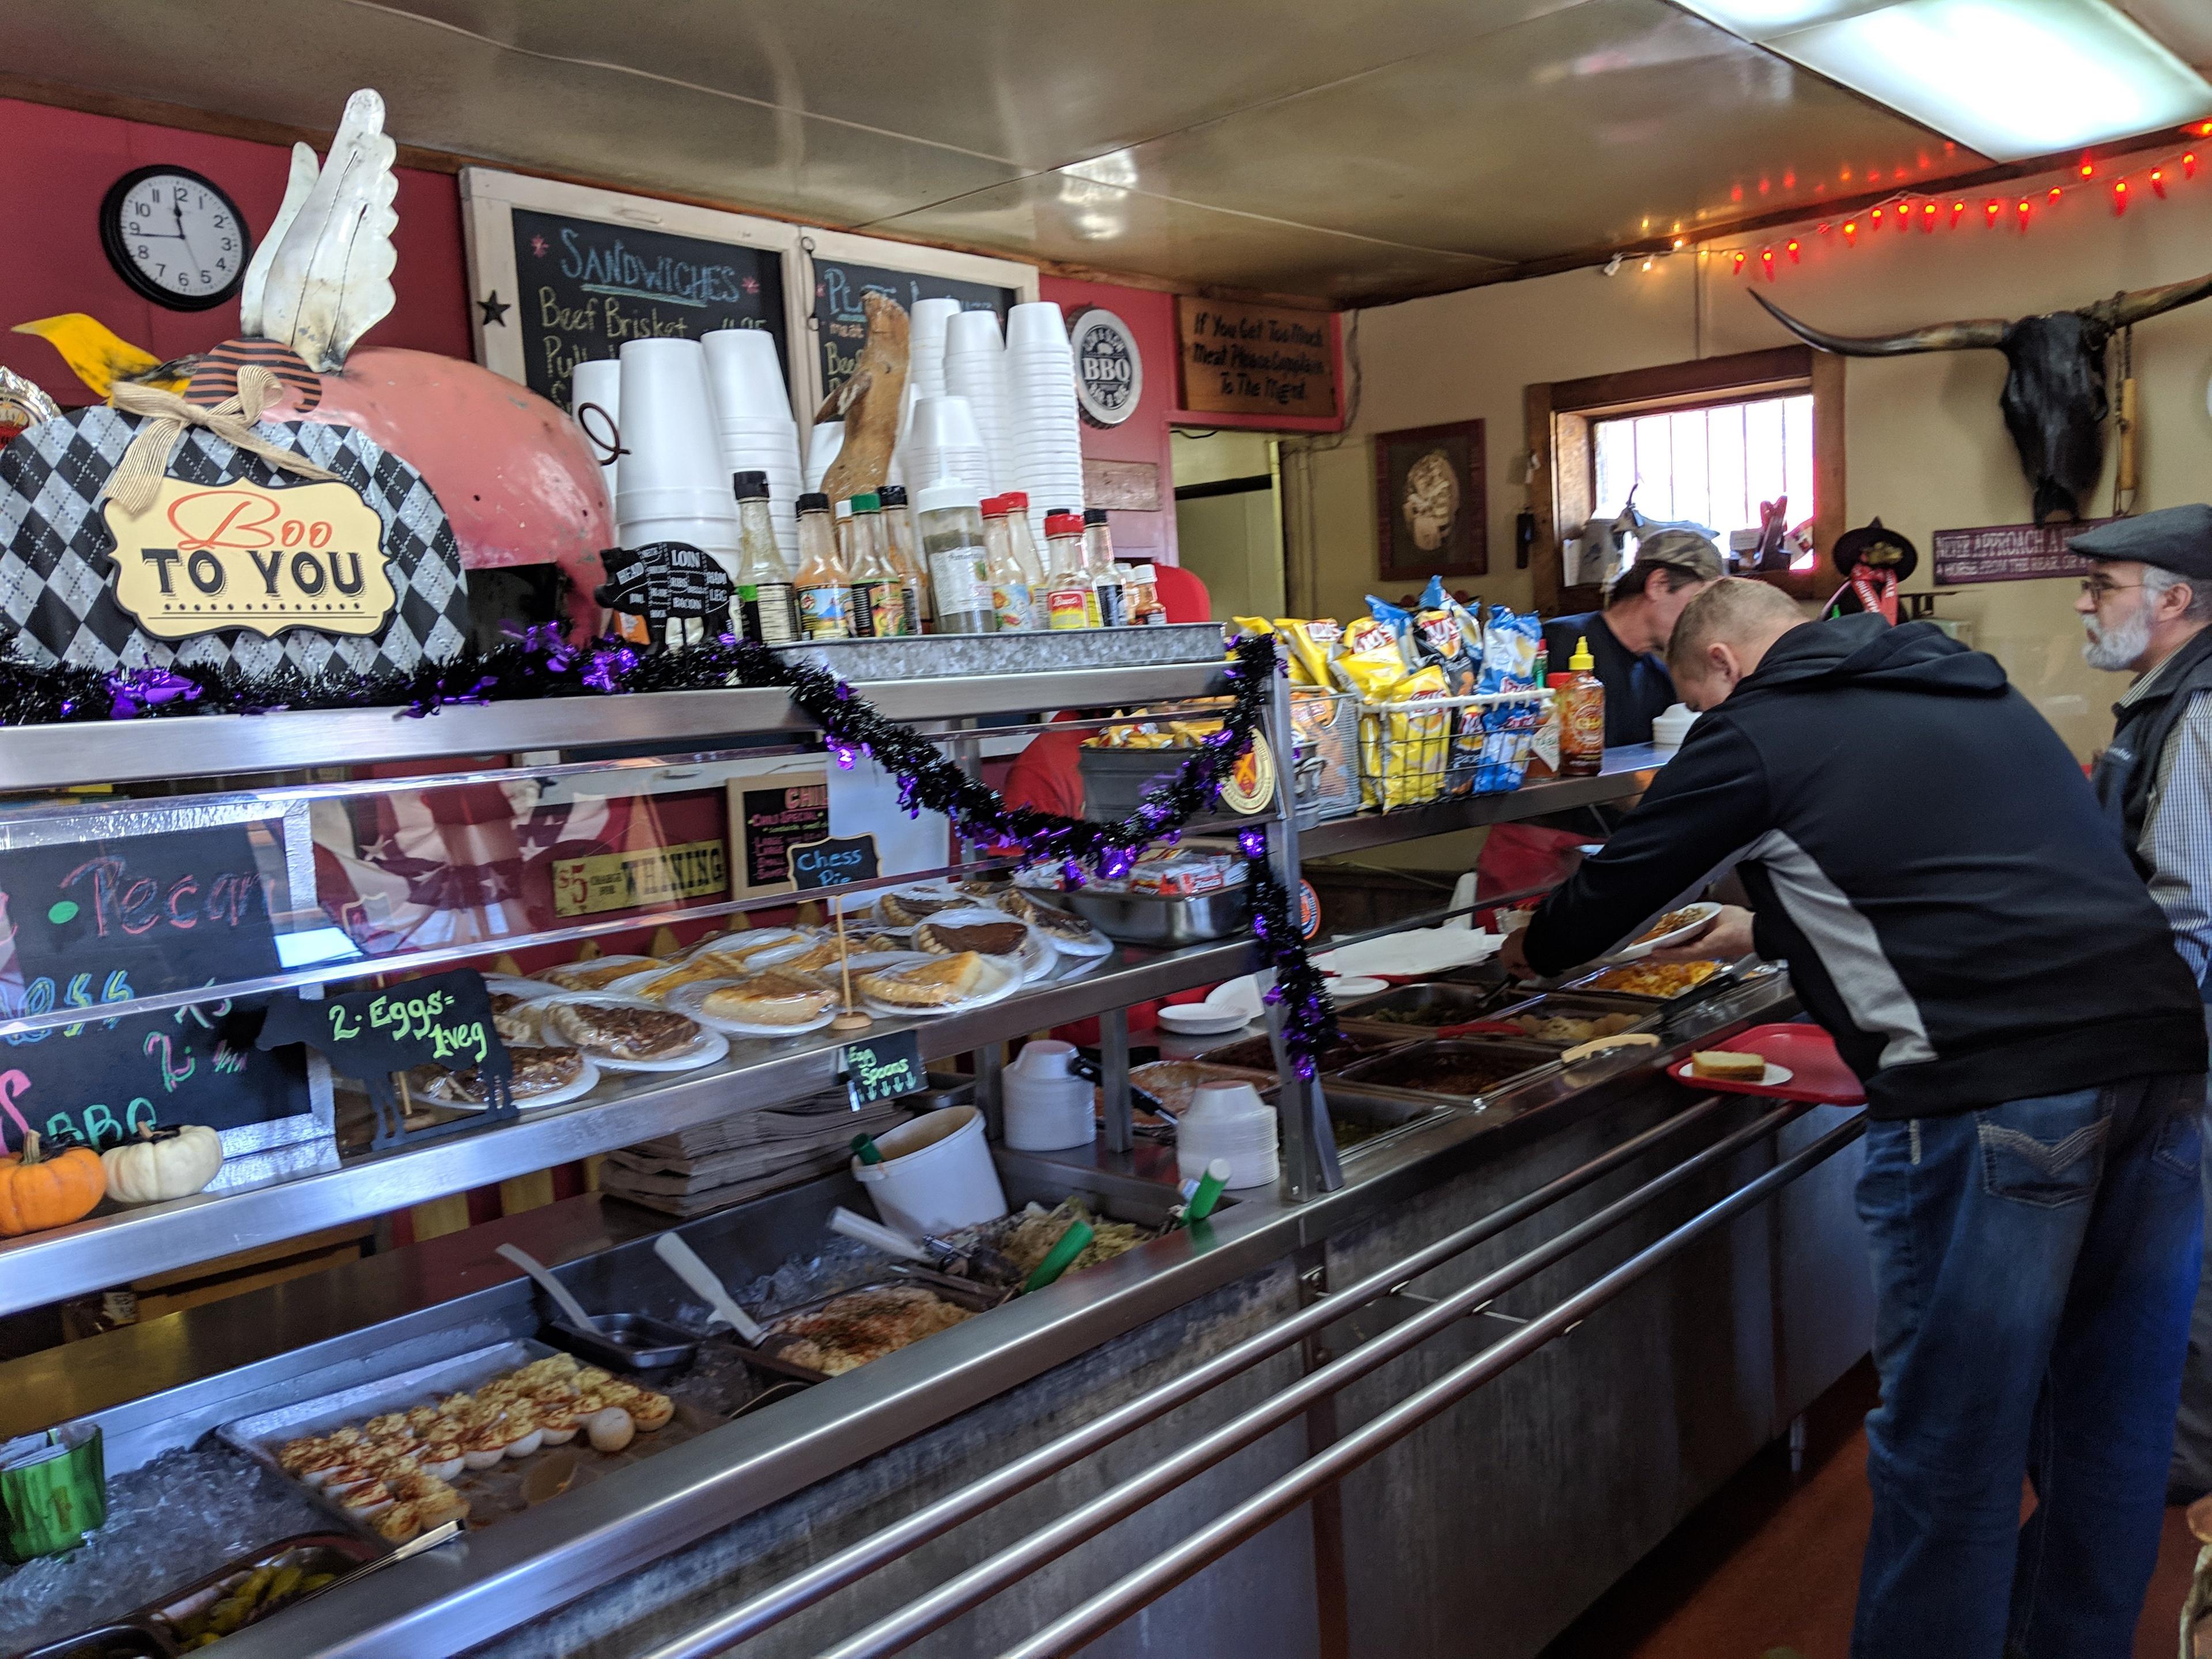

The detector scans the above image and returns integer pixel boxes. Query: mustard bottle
[1559,634,1605,778]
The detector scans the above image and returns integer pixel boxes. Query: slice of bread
[1690,1049,1767,1081]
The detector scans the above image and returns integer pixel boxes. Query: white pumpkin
[101,1125,224,1205]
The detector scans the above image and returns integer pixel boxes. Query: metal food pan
[18,1625,177,1659]
[1334,981,1506,1038]
[754,1267,1007,1382]
[1192,1028,1412,1075]
[544,1313,698,1373]
[1328,1037,1563,1110]
[215,1338,742,1541]
[1060,884,1245,946]
[1325,1091,1452,1158]
[1562,961,1737,1007]
[1477,991,1660,1046]
[139,1532,380,1647]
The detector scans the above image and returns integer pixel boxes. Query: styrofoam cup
[702,328,791,426]
[851,1106,1007,1237]
[1006,300,1069,352]
[571,358,621,506]
[946,308,1004,355]
[908,395,986,457]
[618,339,729,516]
[908,298,961,402]
[806,422,845,491]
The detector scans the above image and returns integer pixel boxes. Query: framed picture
[1375,419,1486,580]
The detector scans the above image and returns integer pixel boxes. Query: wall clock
[99,166,253,311]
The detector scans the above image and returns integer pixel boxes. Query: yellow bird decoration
[11,314,194,400]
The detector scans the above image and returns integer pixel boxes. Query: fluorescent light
[1685,0,2212,162]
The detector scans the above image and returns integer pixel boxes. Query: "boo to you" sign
[99,477,398,639]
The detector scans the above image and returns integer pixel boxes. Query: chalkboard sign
[511,207,789,412]
[843,1029,925,1109]
[259,969,512,1146]
[593,543,736,639]
[729,774,832,901]
[789,834,880,892]
[813,260,1017,403]
[0,816,313,1154]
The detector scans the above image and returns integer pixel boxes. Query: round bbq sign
[1071,306,1142,428]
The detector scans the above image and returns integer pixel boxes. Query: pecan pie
[544,1001,703,1060]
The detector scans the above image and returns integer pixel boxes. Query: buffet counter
[2,967,1870,1659]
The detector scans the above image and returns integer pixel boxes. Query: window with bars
[1591,393,1816,562]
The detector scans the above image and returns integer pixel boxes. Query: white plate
[1687,1059,1792,1088]
[1328,975,1389,999]
[1605,902,1724,964]
[871,884,967,926]
[859,952,1024,1018]
[433,1055,602,1112]
[531,955,656,994]
[1157,1004,1252,1036]
[1045,948,1111,984]
[664,978,839,1039]
[911,908,1049,982]
[484,975,566,1003]
[1026,907,1116,959]
[535,993,730,1071]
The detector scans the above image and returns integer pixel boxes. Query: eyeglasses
[2078,577,2146,601]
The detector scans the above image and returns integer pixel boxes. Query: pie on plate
[700,971,838,1027]
[546,1001,705,1061]
[490,993,542,1045]
[856,951,984,1007]
[915,919,1029,958]
[629,953,753,1001]
[431,1046,586,1104]
[877,889,960,926]
[540,958,652,993]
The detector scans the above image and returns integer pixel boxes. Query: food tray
[1325,1092,1451,1157]
[1192,1029,1411,1075]
[1059,884,1245,946]
[1665,1022,1865,1105]
[1475,991,1659,1047]
[1563,959,1737,1007]
[769,620,1226,683]
[216,1339,735,1540]
[1328,1037,1562,1109]
[752,1267,1007,1381]
[19,1626,176,1658]
[544,1313,699,1373]
[1334,980,1508,1037]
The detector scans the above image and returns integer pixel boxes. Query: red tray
[1665,1022,1865,1105]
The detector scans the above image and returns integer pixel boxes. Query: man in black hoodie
[1501,579,2206,1659]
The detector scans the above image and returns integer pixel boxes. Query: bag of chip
[1472,606,1546,793]
[1277,618,1343,688]
[1366,595,1422,671]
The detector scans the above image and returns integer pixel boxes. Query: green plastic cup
[1,1421,105,1562]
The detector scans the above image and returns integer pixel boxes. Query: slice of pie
[540,959,648,993]
[916,919,1028,958]
[878,890,959,926]
[545,1001,703,1060]
[1027,906,1105,949]
[701,971,838,1027]
[857,950,985,1007]
[490,992,541,1045]
[433,1046,586,1103]
[631,953,751,1001]
[774,938,850,976]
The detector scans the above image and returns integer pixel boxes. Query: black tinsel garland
[0,626,1335,1073]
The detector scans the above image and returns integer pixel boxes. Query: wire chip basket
[1356,688,1551,811]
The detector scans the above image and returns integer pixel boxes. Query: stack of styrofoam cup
[943,308,1007,496]
[888,297,963,493]
[1175,1081,1281,1190]
[1002,301,1086,544]
[703,328,801,563]
[806,421,845,493]
[616,338,739,575]
[570,358,621,515]
[903,396,993,502]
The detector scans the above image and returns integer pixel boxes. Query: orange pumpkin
[0,1131,106,1236]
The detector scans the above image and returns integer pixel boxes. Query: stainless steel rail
[632,1093,1738,1659]
[639,1095,1810,1659]
[1001,1111,1868,1659]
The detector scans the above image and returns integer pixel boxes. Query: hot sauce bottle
[1559,634,1605,778]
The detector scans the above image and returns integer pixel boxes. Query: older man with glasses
[2075,504,2212,1503]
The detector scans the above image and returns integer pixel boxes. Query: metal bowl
[1060,884,1245,946]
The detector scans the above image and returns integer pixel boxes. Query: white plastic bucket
[851,1106,1007,1237]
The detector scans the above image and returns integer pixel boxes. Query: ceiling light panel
[1715,0,2212,160]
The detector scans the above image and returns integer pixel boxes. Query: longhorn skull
[1752,271,2212,524]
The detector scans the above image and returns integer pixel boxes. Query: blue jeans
[1851,1074,2204,1659]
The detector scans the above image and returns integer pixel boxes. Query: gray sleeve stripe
[1745,828,1937,1068]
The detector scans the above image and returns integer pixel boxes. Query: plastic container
[850,1106,1009,1236]
[1559,635,1604,778]
[1003,1039,1096,1151]
[915,479,997,634]
[1176,1081,1279,1190]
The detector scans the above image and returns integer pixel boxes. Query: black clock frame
[99,165,253,312]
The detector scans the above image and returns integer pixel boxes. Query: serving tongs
[828,1205,1021,1286]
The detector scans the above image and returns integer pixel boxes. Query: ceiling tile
[1078,0,1988,265]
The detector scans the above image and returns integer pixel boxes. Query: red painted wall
[1039,275,1180,567]
[0,98,471,407]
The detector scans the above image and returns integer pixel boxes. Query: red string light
[2017,196,2032,228]
[1950,200,1965,228]
[2080,158,2096,179]
[2113,179,2130,214]
[1984,198,2002,225]
[2188,152,2201,179]
[1922,201,1938,232]
[1733,249,1748,274]
[1870,206,1884,228]
[2152,168,2168,198]
[1761,247,1776,280]
[1786,237,1801,263]
[1842,218,1859,245]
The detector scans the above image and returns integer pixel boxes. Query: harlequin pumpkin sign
[100,476,397,639]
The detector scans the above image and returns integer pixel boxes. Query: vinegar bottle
[1081,508,1128,626]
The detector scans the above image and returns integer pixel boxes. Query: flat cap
[2068,505,2212,579]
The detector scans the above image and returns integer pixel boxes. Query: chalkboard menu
[0,816,313,1153]
[813,259,1017,402]
[511,207,790,412]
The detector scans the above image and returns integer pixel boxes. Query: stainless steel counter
[3,969,1873,1659]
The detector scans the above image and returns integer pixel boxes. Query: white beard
[2082,604,2152,672]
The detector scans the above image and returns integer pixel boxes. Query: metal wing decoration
[251,89,400,372]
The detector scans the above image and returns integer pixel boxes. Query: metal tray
[1562,960,1738,1006]
[18,1626,176,1659]
[1192,1028,1411,1075]
[141,1532,382,1647]
[1059,884,1245,946]
[215,1338,744,1541]
[544,1313,699,1373]
[753,1267,1008,1382]
[1334,981,1506,1039]
[1325,1091,1452,1157]
[1327,1037,1563,1110]
[1475,991,1659,1046]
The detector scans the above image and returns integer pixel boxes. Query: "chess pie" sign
[99,476,397,639]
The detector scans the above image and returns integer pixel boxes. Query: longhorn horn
[1749,290,2008,356]
[2104,268,2212,329]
